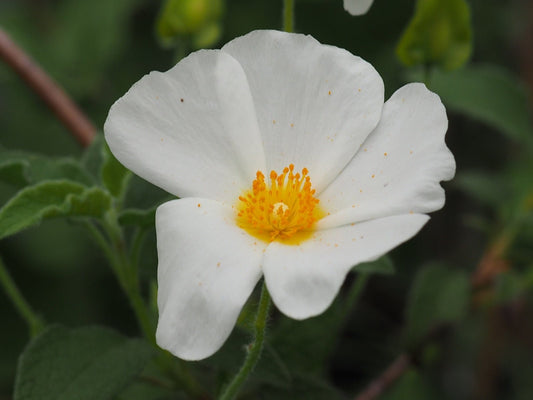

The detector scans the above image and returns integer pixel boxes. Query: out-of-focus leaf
[355,255,395,275]
[404,264,469,346]
[270,297,345,375]
[0,150,94,188]
[454,171,507,207]
[48,0,142,96]
[0,181,112,240]
[495,272,524,303]
[397,0,472,70]
[428,66,533,142]
[14,325,153,400]
[101,144,130,198]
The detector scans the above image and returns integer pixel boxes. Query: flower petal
[318,83,455,229]
[155,198,265,360]
[344,0,374,16]
[222,30,384,191]
[104,50,265,203]
[263,213,429,320]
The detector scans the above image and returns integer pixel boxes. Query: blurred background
[1,0,532,399]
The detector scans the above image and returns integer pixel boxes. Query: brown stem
[0,27,96,147]
[354,354,412,400]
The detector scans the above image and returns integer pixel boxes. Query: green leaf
[270,297,345,376]
[355,255,395,275]
[101,144,131,198]
[14,325,153,400]
[427,65,533,142]
[0,181,112,240]
[118,208,157,229]
[0,150,94,188]
[404,264,469,346]
[453,171,507,207]
[397,0,472,70]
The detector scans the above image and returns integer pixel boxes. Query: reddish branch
[354,232,515,400]
[354,354,412,400]
[0,27,96,147]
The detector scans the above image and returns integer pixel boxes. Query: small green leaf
[404,264,469,346]
[355,255,395,275]
[14,325,153,400]
[118,208,157,229]
[101,144,131,198]
[427,66,533,142]
[0,180,112,240]
[397,0,472,70]
[0,150,94,188]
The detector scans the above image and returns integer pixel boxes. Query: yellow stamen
[236,164,325,244]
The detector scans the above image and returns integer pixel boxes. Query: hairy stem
[219,282,271,400]
[0,255,45,337]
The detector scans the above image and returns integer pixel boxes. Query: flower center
[236,164,324,244]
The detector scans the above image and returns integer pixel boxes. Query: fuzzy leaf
[0,150,94,188]
[14,325,153,400]
[0,181,112,240]
[118,208,157,229]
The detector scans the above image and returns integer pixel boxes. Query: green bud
[156,0,224,44]
[396,0,472,71]
[192,23,222,49]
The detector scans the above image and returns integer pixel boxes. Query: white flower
[104,30,455,361]
[344,0,374,15]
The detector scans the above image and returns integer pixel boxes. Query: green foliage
[453,171,507,208]
[269,297,346,376]
[0,150,94,188]
[0,181,112,240]
[101,144,131,199]
[355,255,395,275]
[14,325,153,400]
[427,65,533,143]
[397,0,472,70]
[404,264,469,347]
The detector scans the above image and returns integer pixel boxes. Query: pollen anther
[236,165,323,242]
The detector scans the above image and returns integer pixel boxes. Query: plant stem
[0,255,44,337]
[219,282,271,400]
[84,219,155,344]
[283,0,295,33]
